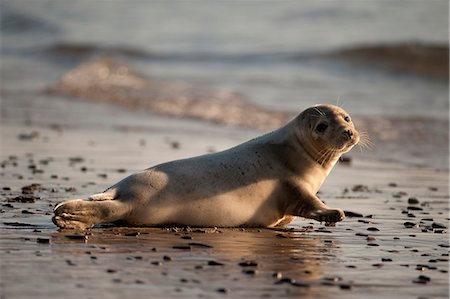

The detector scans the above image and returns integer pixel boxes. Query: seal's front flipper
[285,182,345,223]
[52,199,129,229]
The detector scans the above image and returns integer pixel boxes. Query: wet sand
[1,89,448,299]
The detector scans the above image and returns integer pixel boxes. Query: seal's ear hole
[316,123,328,133]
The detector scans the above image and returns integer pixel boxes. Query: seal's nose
[342,129,353,139]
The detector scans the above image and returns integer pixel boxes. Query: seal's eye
[344,116,351,122]
[316,123,328,133]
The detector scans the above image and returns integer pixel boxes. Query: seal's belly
[130,179,284,227]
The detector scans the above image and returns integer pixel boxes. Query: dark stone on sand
[339,283,352,290]
[36,238,50,244]
[117,168,127,173]
[239,261,258,267]
[181,235,192,240]
[106,269,117,273]
[208,260,224,266]
[381,258,393,262]
[276,233,288,238]
[2,203,14,208]
[352,184,369,192]
[125,232,140,236]
[367,243,380,247]
[340,156,352,164]
[2,187,11,191]
[65,234,88,240]
[344,211,364,218]
[355,233,368,237]
[372,263,383,268]
[151,261,162,266]
[69,157,84,163]
[367,227,379,231]
[3,222,37,227]
[274,277,295,285]
[188,242,213,248]
[242,269,257,275]
[395,191,409,198]
[403,222,417,228]
[413,275,431,284]
[388,182,398,187]
[163,255,172,261]
[21,209,34,214]
[21,183,43,194]
[431,222,446,229]
[216,288,228,294]
[407,206,423,211]
[172,245,191,250]
[9,195,38,203]
[408,197,420,204]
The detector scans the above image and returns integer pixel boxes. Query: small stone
[65,234,88,241]
[408,197,420,204]
[404,222,417,228]
[163,255,172,261]
[432,222,446,229]
[381,258,393,262]
[216,288,228,294]
[242,269,257,275]
[208,260,224,266]
[238,261,258,267]
[36,238,50,244]
[413,275,431,284]
[367,227,379,231]
[125,232,140,236]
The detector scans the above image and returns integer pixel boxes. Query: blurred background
[2,0,448,119]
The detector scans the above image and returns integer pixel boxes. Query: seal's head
[298,104,360,163]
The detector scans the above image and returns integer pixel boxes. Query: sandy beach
[1,84,449,298]
[1,1,449,298]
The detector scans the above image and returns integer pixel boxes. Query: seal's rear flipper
[89,189,118,201]
[52,199,129,229]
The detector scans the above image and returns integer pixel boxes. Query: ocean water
[1,0,449,119]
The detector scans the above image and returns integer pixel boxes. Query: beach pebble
[413,275,431,284]
[407,206,423,211]
[238,261,258,267]
[344,211,364,218]
[9,195,38,203]
[172,245,191,250]
[36,238,50,244]
[367,227,379,231]
[431,222,446,229]
[339,283,353,290]
[352,184,369,192]
[208,260,224,266]
[403,222,417,228]
[242,269,257,275]
[163,255,172,261]
[408,197,420,204]
[216,288,228,294]
[125,232,140,236]
[188,242,213,248]
[65,234,88,240]
[381,258,393,262]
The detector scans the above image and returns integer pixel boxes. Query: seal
[53,104,360,229]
